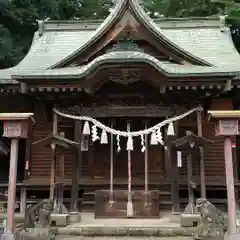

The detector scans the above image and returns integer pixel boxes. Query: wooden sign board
[215,119,239,136]
[3,120,29,138]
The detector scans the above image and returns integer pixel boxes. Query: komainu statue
[24,199,54,229]
[194,198,227,239]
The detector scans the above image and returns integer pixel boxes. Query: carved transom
[107,68,142,85]
[107,39,143,53]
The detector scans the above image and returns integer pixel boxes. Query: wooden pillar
[24,127,32,180]
[50,145,56,200]
[170,144,180,214]
[187,152,194,212]
[144,124,149,206]
[50,111,58,200]
[70,120,82,212]
[168,121,180,214]
[109,123,114,205]
[127,122,133,217]
[20,186,26,214]
[163,125,171,180]
[224,136,237,233]
[59,152,65,180]
[6,139,19,233]
[197,110,206,198]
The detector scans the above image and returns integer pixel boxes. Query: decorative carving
[194,198,227,239]
[108,68,142,85]
[107,39,143,53]
[24,199,54,229]
[36,17,50,36]
[220,14,228,32]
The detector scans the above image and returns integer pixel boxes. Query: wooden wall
[30,102,76,181]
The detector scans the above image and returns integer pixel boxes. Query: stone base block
[51,214,69,227]
[180,213,200,227]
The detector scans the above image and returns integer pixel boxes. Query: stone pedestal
[51,214,69,227]
[180,213,200,227]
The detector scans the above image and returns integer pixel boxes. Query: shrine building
[0,0,240,217]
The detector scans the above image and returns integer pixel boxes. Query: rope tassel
[83,121,91,135]
[150,131,158,145]
[100,130,108,144]
[167,122,175,136]
[127,136,133,151]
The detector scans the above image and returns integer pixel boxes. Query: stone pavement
[56,237,194,240]
[54,212,196,237]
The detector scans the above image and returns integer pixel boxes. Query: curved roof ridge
[50,0,212,69]
[49,0,128,69]
[130,0,211,66]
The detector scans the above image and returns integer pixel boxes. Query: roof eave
[12,70,239,81]
[208,110,240,120]
[0,113,35,122]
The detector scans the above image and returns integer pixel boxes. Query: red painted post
[224,136,237,234]
[6,139,19,233]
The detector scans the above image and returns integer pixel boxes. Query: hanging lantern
[83,121,91,135]
[150,131,158,145]
[91,125,99,142]
[127,136,133,151]
[167,122,175,136]
[100,130,108,144]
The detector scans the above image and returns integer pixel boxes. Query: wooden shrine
[0,0,240,219]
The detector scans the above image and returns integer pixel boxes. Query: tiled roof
[0,0,240,84]
[13,51,240,80]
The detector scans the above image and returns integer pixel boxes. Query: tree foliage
[1,0,240,69]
